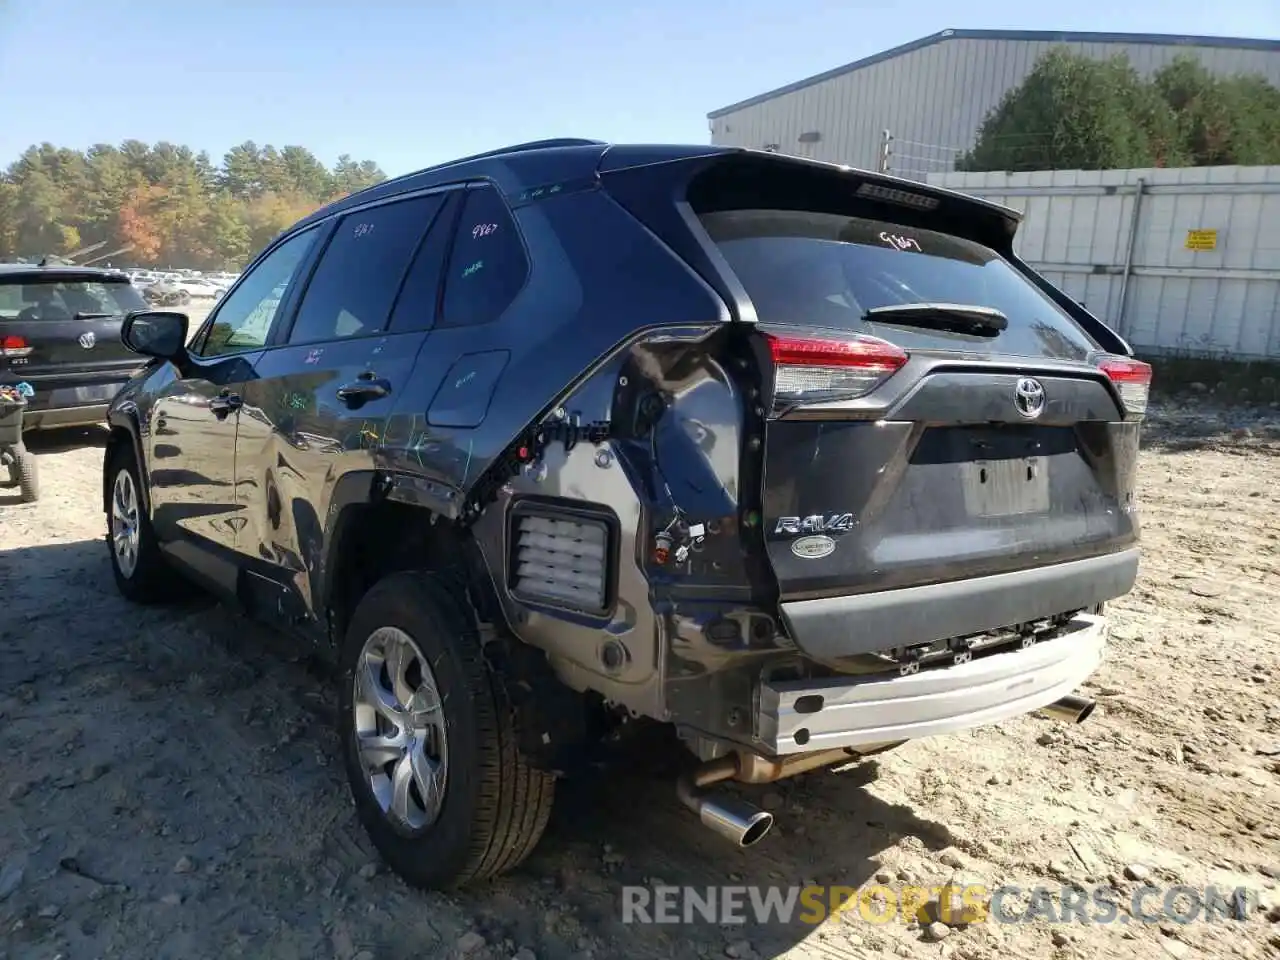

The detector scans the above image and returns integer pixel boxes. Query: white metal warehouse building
[707,30,1280,182]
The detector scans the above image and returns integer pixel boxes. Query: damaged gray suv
[103,139,1147,889]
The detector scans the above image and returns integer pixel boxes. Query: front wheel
[105,448,176,602]
[338,572,555,889]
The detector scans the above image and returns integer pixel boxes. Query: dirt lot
[1,401,1278,960]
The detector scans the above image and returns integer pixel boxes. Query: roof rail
[448,138,606,165]
[344,138,606,203]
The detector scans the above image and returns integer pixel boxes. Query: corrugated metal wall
[709,38,1280,181]
[926,166,1280,359]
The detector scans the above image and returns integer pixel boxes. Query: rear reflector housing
[509,506,613,616]
[767,332,908,409]
[1097,356,1153,418]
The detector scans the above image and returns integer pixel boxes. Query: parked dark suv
[103,139,1148,890]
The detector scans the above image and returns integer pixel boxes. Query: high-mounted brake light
[766,333,908,410]
[1,335,32,358]
[1097,356,1153,418]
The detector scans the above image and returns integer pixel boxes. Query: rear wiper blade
[864,302,1008,337]
[75,312,116,320]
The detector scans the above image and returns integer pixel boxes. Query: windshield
[700,209,1099,361]
[0,279,148,320]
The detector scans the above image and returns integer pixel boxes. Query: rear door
[235,190,451,620]
[0,272,147,407]
[692,202,1146,604]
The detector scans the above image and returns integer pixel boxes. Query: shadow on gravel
[1,537,956,960]
[21,425,109,455]
[463,731,956,958]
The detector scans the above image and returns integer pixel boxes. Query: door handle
[209,391,243,419]
[336,373,391,405]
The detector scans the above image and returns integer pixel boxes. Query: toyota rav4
[102,139,1146,890]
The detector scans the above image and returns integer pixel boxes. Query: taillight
[1,335,32,358]
[767,332,908,409]
[1098,356,1152,418]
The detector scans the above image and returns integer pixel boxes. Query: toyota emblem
[1013,377,1046,418]
[78,331,96,349]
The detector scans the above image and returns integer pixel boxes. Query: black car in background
[0,264,149,431]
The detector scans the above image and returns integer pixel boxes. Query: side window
[386,191,459,333]
[286,194,443,346]
[198,228,316,357]
[439,186,528,328]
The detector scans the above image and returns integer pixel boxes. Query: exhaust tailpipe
[1037,693,1097,724]
[676,756,774,847]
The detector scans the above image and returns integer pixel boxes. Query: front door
[150,226,321,593]
[234,191,449,623]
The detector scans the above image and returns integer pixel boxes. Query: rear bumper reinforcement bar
[757,612,1107,754]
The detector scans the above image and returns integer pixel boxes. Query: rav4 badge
[791,535,836,560]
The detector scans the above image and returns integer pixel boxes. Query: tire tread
[347,572,555,888]
[106,446,177,603]
[16,443,38,503]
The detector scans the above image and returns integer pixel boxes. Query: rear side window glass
[439,187,528,328]
[0,280,146,320]
[700,209,1099,361]
[288,194,443,345]
[387,191,459,333]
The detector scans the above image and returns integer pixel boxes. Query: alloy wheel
[111,468,140,578]
[352,627,448,832]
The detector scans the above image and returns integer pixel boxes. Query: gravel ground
[0,400,1278,960]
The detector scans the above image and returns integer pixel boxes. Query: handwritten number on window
[879,231,922,253]
[353,222,374,239]
[471,223,499,240]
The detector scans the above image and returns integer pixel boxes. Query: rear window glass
[0,279,147,320]
[700,210,1098,360]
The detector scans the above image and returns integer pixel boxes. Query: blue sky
[1,0,1277,177]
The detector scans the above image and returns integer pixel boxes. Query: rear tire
[15,444,37,503]
[338,572,555,889]
[105,446,176,603]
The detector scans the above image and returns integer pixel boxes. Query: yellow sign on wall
[1185,229,1218,251]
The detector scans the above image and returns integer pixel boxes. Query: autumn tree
[117,184,164,263]
[0,139,386,269]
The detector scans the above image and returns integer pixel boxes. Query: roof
[707,28,1280,119]
[288,140,1020,242]
[0,263,130,283]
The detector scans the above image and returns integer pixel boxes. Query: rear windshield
[700,209,1098,360]
[0,279,147,321]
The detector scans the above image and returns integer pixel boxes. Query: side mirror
[122,310,189,361]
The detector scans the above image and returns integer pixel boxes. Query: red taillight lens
[1098,356,1152,418]
[766,332,908,408]
[1,335,32,358]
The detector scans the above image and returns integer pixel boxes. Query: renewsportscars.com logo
[621,883,1259,926]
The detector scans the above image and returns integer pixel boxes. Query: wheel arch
[318,471,509,655]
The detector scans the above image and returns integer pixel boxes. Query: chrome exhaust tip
[684,793,775,847]
[1037,693,1097,724]
[677,756,775,847]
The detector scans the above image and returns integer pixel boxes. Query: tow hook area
[676,746,887,846]
[1035,693,1097,724]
